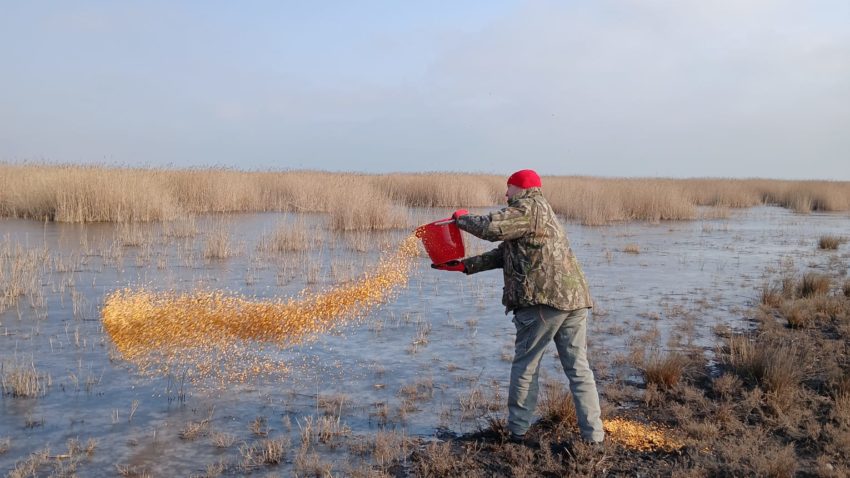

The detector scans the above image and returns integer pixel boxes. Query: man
[432,169,604,444]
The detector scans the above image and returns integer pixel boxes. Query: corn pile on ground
[603,417,684,452]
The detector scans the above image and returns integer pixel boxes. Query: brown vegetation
[798,273,832,297]
[3,163,849,225]
[0,241,47,313]
[640,350,689,389]
[257,219,311,253]
[405,271,850,476]
[8,439,96,478]
[238,437,290,468]
[819,235,847,250]
[203,221,235,260]
[622,243,641,254]
[538,384,577,426]
[1,361,50,398]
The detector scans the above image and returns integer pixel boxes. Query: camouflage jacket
[456,188,593,314]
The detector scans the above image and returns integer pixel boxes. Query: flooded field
[1,206,848,476]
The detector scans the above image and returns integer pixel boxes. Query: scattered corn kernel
[102,235,420,384]
[603,417,684,452]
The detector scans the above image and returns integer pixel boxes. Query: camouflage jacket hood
[456,188,593,314]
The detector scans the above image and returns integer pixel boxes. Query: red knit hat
[507,169,542,189]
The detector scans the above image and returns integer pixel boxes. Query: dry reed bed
[3,164,849,226]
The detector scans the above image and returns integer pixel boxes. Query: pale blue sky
[2,1,849,179]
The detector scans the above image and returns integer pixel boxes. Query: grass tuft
[538,384,577,426]
[259,219,310,253]
[623,243,641,254]
[210,431,236,449]
[641,351,689,389]
[723,335,802,403]
[798,273,832,298]
[203,221,234,260]
[1,361,50,398]
[818,235,846,250]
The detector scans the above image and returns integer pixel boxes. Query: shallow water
[1,207,848,476]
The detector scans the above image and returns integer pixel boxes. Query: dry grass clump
[781,299,817,328]
[8,447,54,478]
[297,415,351,447]
[210,431,236,448]
[115,464,151,477]
[163,215,198,238]
[623,243,641,254]
[258,218,310,253]
[818,235,846,250]
[1,361,50,398]
[179,419,210,440]
[641,351,690,389]
[798,273,832,298]
[0,241,47,313]
[239,437,290,468]
[258,439,286,464]
[318,393,349,416]
[8,439,96,478]
[398,378,435,402]
[411,441,478,477]
[458,387,487,418]
[760,279,793,307]
[293,444,334,476]
[722,335,803,400]
[203,221,234,259]
[371,430,410,469]
[250,416,269,437]
[538,384,577,426]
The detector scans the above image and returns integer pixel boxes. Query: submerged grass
[1,361,50,398]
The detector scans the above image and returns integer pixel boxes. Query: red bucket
[416,218,466,265]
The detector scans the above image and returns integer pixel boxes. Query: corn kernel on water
[102,235,420,384]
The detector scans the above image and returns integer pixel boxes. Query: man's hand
[452,209,469,220]
[431,260,466,272]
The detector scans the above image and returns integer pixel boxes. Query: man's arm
[462,243,505,274]
[455,203,532,242]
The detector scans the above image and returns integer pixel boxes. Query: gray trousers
[508,305,604,442]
